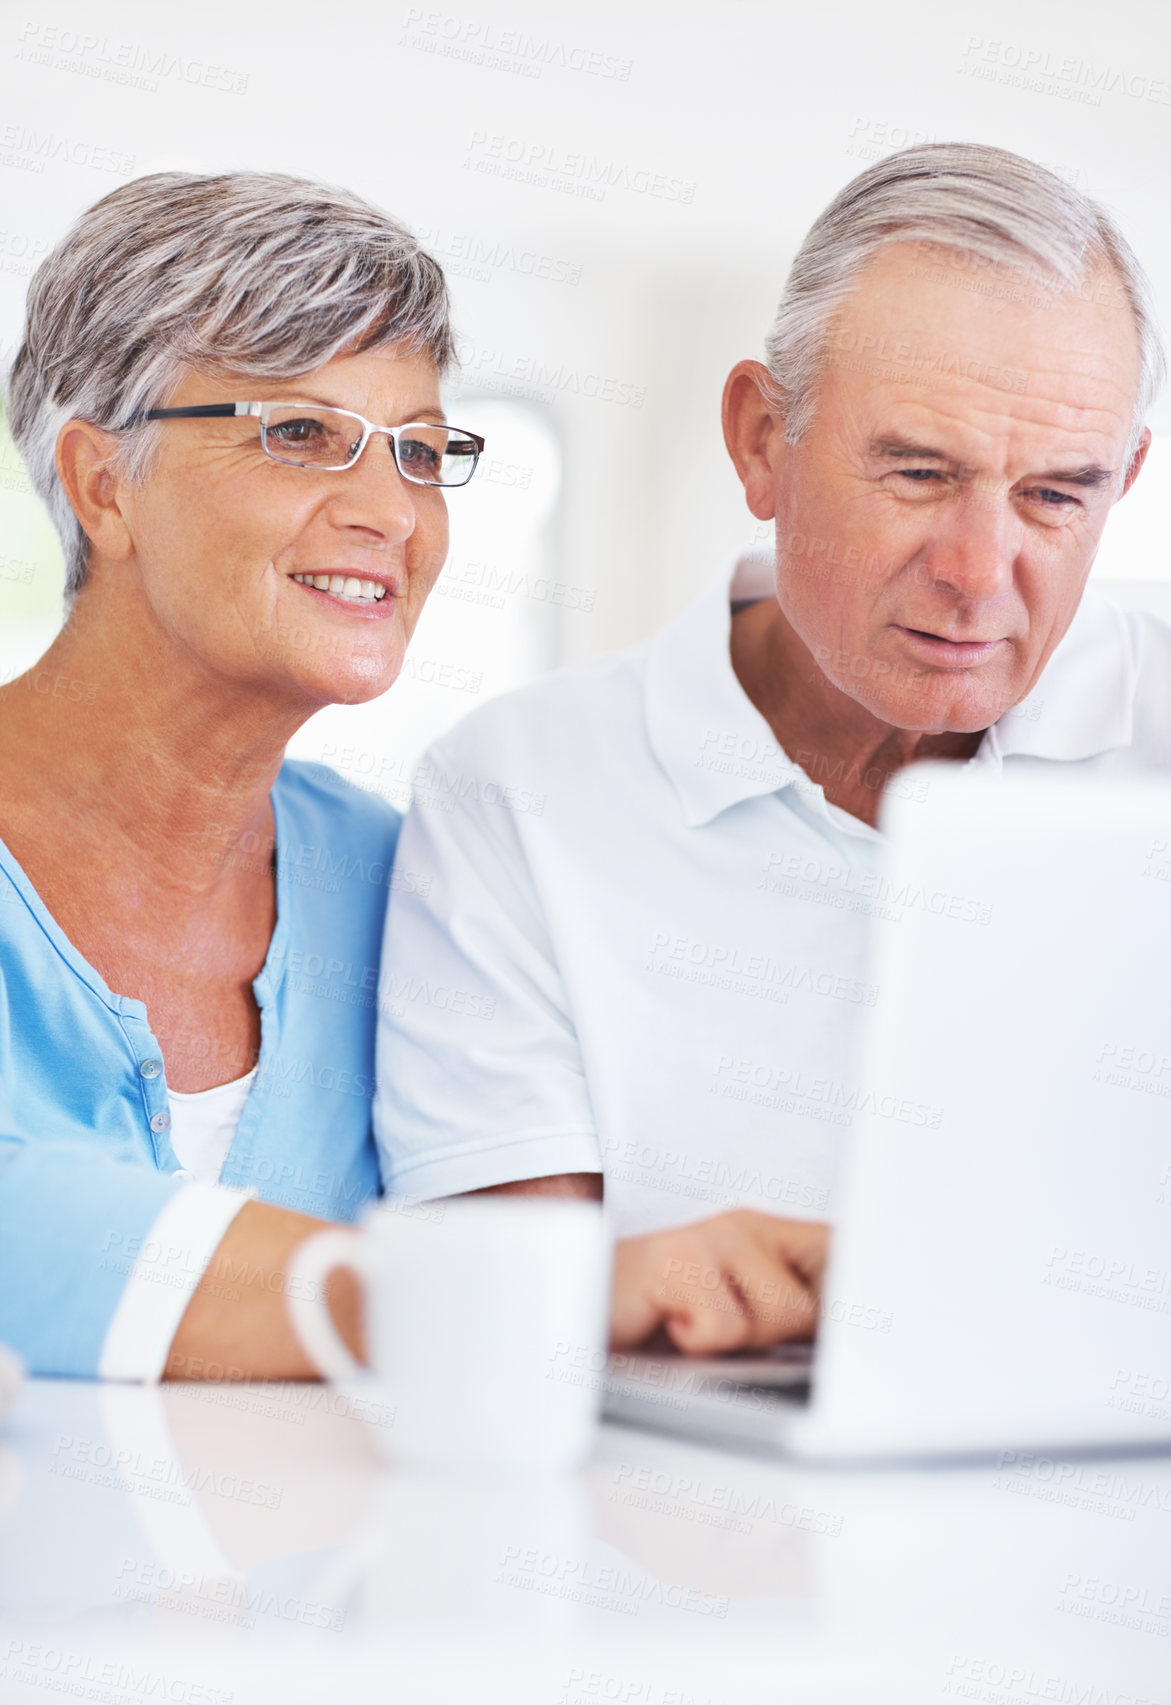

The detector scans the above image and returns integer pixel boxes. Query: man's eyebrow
[868,436,1117,489]
[1033,463,1116,489]
[867,436,956,463]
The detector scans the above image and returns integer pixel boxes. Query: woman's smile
[285,567,404,614]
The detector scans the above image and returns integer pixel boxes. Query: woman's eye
[400,438,441,468]
[271,417,326,443]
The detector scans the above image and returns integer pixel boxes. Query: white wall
[2,0,1169,718]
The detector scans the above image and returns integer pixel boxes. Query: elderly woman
[0,171,485,1380]
[1,172,827,1388]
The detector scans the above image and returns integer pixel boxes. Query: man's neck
[729,599,983,828]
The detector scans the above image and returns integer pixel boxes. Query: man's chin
[861,679,1014,736]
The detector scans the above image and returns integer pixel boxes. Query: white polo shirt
[374,551,1171,1236]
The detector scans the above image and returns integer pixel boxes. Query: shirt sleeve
[98,1181,255,1382]
[374,744,602,1200]
[0,1137,245,1378]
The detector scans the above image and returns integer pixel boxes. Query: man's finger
[609,1236,672,1349]
[746,1213,831,1288]
[608,1213,831,1354]
[662,1274,755,1356]
[723,1245,819,1347]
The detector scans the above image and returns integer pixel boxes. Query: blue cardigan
[0,761,399,1375]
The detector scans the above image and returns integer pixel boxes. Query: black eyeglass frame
[124,401,486,488]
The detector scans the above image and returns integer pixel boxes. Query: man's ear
[1118,425,1152,501]
[55,419,136,563]
[721,360,788,522]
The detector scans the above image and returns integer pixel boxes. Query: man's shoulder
[1122,603,1171,754]
[424,643,652,773]
[1014,592,1171,768]
[1124,601,1171,658]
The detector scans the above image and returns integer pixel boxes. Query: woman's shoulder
[274,758,401,858]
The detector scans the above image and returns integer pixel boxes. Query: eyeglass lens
[260,406,478,486]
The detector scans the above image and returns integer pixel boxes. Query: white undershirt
[98,1069,259,1382]
[167,1069,257,1184]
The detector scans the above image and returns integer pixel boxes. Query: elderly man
[376,142,1171,1356]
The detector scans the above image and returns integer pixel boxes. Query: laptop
[604,765,1171,1461]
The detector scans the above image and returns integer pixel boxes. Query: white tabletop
[0,1375,1167,1704]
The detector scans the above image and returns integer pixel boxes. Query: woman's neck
[0,582,309,893]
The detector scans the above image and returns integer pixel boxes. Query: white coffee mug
[285,1196,610,1472]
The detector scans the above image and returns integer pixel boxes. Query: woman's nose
[327,434,420,543]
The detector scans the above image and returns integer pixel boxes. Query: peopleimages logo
[943,1652,1168,1701]
[710,1054,943,1130]
[495,1544,728,1618]
[463,131,695,205]
[400,9,632,81]
[16,21,249,94]
[115,1558,347,1631]
[760,847,992,926]
[609,1462,844,1536]
[455,340,645,408]
[959,34,1171,106]
[0,1643,232,1705]
[415,224,582,287]
[0,123,135,176]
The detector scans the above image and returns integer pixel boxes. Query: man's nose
[918,486,1019,602]
[325,434,420,543]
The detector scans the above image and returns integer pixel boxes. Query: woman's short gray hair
[7,171,456,600]
[763,142,1165,458]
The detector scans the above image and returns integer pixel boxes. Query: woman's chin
[280,647,407,709]
[318,664,405,707]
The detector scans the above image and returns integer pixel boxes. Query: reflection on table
[1,1377,1168,1705]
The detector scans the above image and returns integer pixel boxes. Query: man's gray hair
[763,142,1165,457]
[7,171,455,600]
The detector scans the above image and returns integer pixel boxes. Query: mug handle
[285,1229,371,1381]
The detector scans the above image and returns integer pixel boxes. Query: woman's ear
[55,420,136,563]
[721,360,788,522]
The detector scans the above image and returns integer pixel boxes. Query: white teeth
[289,571,388,602]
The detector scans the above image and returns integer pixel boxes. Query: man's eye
[896,468,943,484]
[1031,487,1079,507]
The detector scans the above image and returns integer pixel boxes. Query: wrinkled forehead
[816,241,1141,465]
[164,343,445,418]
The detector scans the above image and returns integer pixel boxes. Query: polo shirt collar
[645,548,806,828]
[645,549,1138,827]
[979,586,1135,764]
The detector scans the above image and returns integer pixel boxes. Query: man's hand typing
[611,1210,829,1355]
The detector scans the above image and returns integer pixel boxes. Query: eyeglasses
[125,401,485,487]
